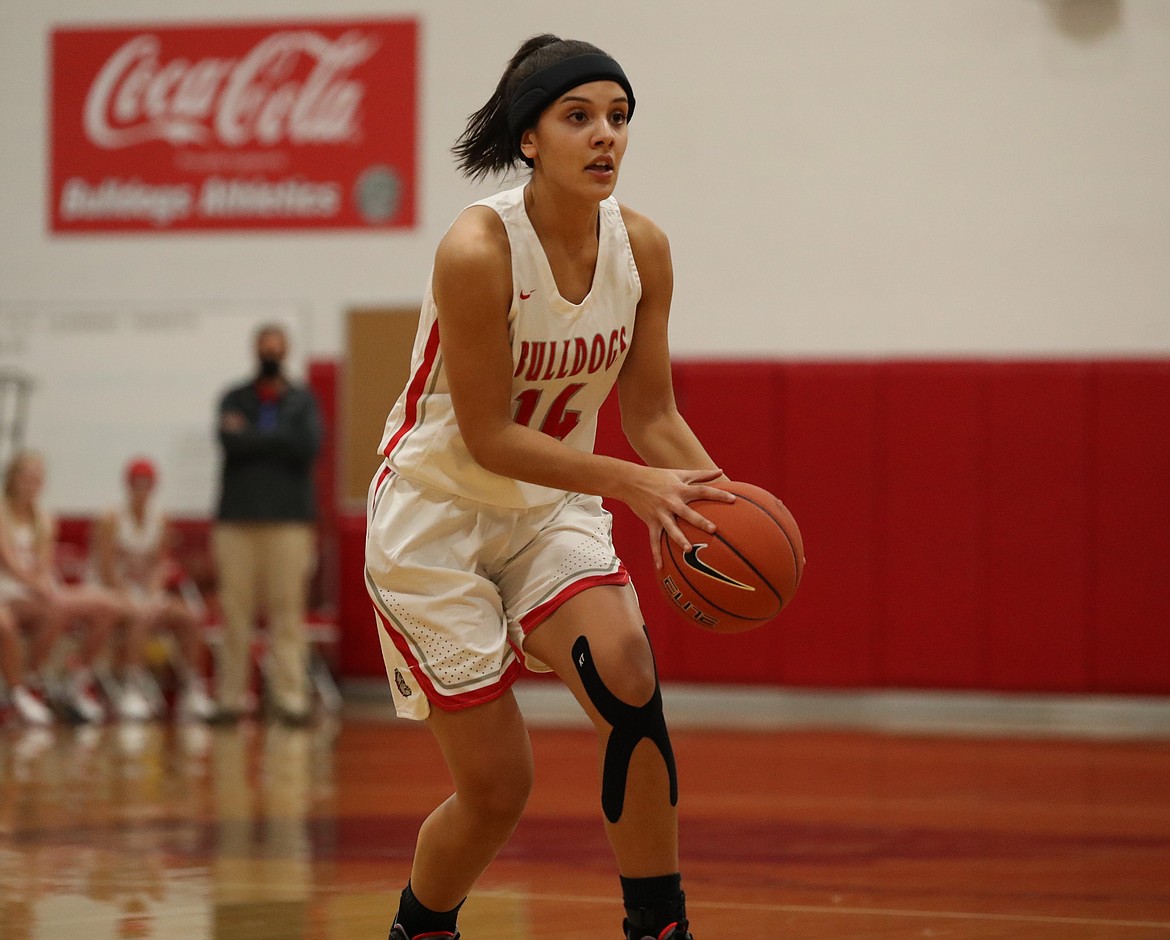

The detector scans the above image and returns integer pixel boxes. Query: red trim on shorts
[429,658,525,712]
[373,463,393,496]
[373,605,525,711]
[382,321,441,459]
[519,566,631,634]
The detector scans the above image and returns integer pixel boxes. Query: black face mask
[258,356,282,379]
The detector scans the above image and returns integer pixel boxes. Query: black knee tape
[572,628,678,824]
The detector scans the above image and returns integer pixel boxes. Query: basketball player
[0,591,53,725]
[0,451,125,723]
[366,35,733,940]
[0,459,64,726]
[91,458,214,722]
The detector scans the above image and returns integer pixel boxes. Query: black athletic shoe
[624,920,693,940]
[387,926,459,940]
[206,706,246,726]
[271,706,314,728]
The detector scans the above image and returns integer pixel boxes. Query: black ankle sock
[394,882,463,937]
[620,872,687,935]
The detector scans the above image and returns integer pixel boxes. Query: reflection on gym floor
[2,708,1170,939]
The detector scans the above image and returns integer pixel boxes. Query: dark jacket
[215,379,322,522]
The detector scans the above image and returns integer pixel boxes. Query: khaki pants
[212,522,315,715]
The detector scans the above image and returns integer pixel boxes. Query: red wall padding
[776,364,882,687]
[876,362,989,688]
[984,363,1093,691]
[352,358,1170,693]
[66,359,1162,695]
[1089,362,1170,693]
[331,358,1170,694]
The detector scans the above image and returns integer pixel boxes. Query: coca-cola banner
[50,19,417,232]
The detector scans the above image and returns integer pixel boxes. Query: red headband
[125,458,157,484]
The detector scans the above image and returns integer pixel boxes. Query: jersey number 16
[513,383,585,441]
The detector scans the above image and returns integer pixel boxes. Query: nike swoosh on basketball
[519,289,535,300]
[682,544,755,591]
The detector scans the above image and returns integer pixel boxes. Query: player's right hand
[620,466,735,570]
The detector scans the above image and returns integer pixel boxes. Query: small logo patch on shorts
[393,669,413,698]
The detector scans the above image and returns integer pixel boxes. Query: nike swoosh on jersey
[682,544,755,591]
[519,290,534,300]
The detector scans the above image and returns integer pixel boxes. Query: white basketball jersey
[111,505,164,588]
[0,508,39,594]
[1,508,38,572]
[378,186,642,508]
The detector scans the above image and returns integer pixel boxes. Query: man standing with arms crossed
[212,323,322,726]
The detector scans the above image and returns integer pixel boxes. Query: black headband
[507,53,636,151]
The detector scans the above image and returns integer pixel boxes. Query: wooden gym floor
[2,684,1169,939]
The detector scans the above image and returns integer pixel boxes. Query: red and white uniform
[367,186,641,719]
[104,505,165,602]
[0,506,44,601]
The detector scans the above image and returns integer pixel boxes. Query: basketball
[658,480,805,634]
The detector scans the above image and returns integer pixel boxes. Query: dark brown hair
[452,34,614,180]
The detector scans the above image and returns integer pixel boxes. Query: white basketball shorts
[365,464,630,720]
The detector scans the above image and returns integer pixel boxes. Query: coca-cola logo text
[52,19,417,231]
[83,30,379,149]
